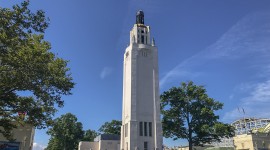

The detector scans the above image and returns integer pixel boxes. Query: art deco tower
[120,10,162,150]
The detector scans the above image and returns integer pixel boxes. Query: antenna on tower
[237,106,248,134]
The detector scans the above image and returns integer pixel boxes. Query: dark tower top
[136,10,144,24]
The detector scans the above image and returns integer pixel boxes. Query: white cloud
[158,11,270,122]
[244,80,270,103]
[100,67,113,79]
[33,143,46,150]
[160,11,270,88]
[220,11,270,122]
[233,82,258,93]
[223,80,270,122]
[160,67,202,88]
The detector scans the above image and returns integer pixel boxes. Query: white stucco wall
[78,141,99,150]
[78,140,120,150]
[100,140,120,150]
[0,124,35,150]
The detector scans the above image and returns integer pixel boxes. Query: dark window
[146,36,147,44]
[141,30,144,33]
[141,35,144,44]
[149,122,152,136]
[262,141,265,148]
[144,142,148,150]
[142,51,147,57]
[140,122,143,136]
[144,122,147,136]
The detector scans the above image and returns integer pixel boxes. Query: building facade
[78,134,120,150]
[233,133,270,150]
[210,118,270,149]
[120,10,163,150]
[0,124,35,150]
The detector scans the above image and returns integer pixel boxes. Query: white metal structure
[231,118,270,135]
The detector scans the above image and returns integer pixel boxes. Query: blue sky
[1,0,270,149]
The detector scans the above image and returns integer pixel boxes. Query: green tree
[45,138,62,150]
[0,1,74,140]
[82,129,98,141]
[160,81,234,150]
[46,113,84,150]
[98,120,122,135]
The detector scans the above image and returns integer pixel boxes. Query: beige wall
[0,124,35,150]
[252,133,270,149]
[233,133,270,150]
[234,134,253,150]
[100,140,120,150]
[79,141,99,150]
[178,146,212,150]
[78,140,120,150]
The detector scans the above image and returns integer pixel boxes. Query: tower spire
[136,10,144,24]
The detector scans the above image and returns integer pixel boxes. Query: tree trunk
[189,136,192,150]
[187,110,193,150]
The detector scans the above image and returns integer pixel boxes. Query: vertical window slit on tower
[140,122,143,136]
[144,122,147,136]
[142,35,144,44]
[149,122,152,136]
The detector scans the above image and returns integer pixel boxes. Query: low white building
[210,138,234,148]
[0,124,35,150]
[78,134,120,150]
[178,146,213,150]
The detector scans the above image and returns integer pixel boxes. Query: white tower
[120,10,163,150]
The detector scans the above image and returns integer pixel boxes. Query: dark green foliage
[82,129,98,141]
[46,113,84,150]
[0,1,74,140]
[98,120,122,135]
[161,81,234,150]
[45,138,62,150]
